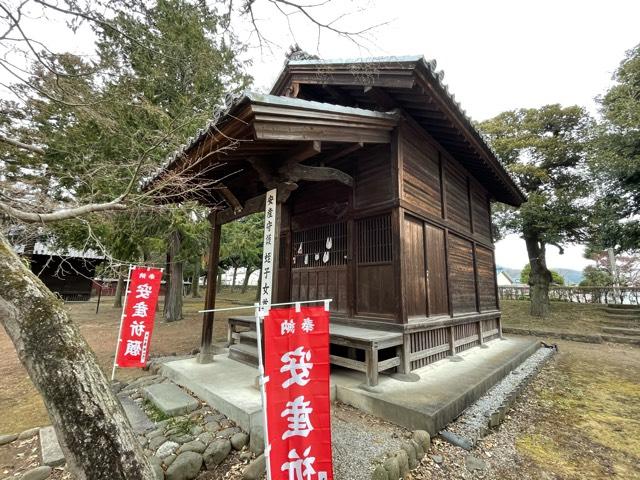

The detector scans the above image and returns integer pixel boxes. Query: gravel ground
[331,402,407,480]
[446,346,555,443]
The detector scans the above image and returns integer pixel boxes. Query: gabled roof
[271,55,525,206]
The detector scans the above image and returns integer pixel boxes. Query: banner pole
[254,303,272,480]
[111,264,133,381]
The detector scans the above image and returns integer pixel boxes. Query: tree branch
[0,132,45,155]
[0,196,127,224]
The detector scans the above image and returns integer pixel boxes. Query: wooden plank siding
[447,234,477,314]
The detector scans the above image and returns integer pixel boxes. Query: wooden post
[198,210,221,364]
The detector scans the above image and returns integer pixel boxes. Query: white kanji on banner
[280,346,313,388]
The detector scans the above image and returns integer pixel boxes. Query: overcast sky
[5,0,640,272]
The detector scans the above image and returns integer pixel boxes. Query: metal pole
[111,264,133,381]
[199,298,334,314]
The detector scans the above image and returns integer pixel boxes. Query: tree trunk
[164,230,183,322]
[241,267,254,294]
[255,268,262,302]
[525,234,552,317]
[0,234,156,480]
[192,257,200,298]
[231,266,238,292]
[216,270,222,293]
[113,269,125,308]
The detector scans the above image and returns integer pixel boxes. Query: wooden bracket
[288,164,353,187]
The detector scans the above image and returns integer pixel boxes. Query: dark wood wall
[398,120,498,323]
[279,119,499,326]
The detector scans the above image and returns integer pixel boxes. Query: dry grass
[0,289,256,435]
[501,300,605,334]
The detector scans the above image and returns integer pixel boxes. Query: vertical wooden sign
[260,188,277,307]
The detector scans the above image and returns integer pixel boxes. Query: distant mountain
[496,266,583,285]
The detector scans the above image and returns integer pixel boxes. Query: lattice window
[356,214,392,264]
[292,222,347,268]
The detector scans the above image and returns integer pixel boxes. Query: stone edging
[370,430,431,480]
[502,327,603,344]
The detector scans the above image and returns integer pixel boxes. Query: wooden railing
[498,286,640,305]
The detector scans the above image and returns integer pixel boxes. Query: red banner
[115,266,163,368]
[263,306,333,480]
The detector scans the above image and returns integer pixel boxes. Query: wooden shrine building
[148,55,525,386]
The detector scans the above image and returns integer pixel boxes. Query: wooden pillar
[198,210,221,364]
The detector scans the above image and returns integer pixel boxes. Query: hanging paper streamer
[323,251,330,263]
[315,253,320,261]
[293,256,296,265]
[304,254,309,265]
[298,242,303,254]
[326,237,332,250]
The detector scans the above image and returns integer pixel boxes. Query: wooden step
[602,326,640,336]
[601,334,640,346]
[228,343,259,367]
[238,331,258,346]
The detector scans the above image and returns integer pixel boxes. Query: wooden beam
[363,86,398,110]
[216,183,242,214]
[323,85,355,106]
[198,209,221,364]
[287,164,353,187]
[282,141,322,169]
[215,182,298,225]
[248,157,277,189]
[320,142,363,164]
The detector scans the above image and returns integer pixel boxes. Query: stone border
[370,430,431,480]
[503,327,603,344]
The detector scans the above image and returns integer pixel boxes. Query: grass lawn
[0,288,256,435]
[501,299,605,335]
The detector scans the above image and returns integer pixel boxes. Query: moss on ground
[501,300,605,334]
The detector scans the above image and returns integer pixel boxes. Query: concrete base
[160,336,539,440]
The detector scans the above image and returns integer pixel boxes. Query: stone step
[605,303,640,310]
[39,426,65,467]
[601,326,640,336]
[603,311,640,320]
[601,334,640,346]
[602,306,640,314]
[600,319,640,328]
[228,343,259,367]
[143,383,199,416]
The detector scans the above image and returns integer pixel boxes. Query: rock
[203,438,232,468]
[395,449,409,477]
[0,433,18,446]
[383,456,400,480]
[190,425,204,436]
[164,454,177,467]
[165,451,203,480]
[178,440,206,454]
[157,441,180,459]
[204,413,226,423]
[243,454,266,480]
[197,432,214,445]
[149,456,165,480]
[39,426,65,467]
[169,434,194,444]
[412,430,430,452]
[217,427,240,439]
[440,430,473,451]
[143,384,199,416]
[430,455,443,464]
[249,429,264,454]
[231,432,249,450]
[465,454,487,472]
[147,428,165,440]
[401,442,417,469]
[239,451,253,462]
[20,466,52,480]
[149,436,168,451]
[18,427,40,440]
[204,421,220,433]
[219,419,235,429]
[371,465,389,480]
[410,439,424,459]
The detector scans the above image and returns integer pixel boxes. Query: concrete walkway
[160,336,539,439]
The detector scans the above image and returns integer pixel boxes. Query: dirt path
[0,292,254,435]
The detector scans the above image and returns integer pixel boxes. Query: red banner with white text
[115,266,163,368]
[263,306,333,480]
